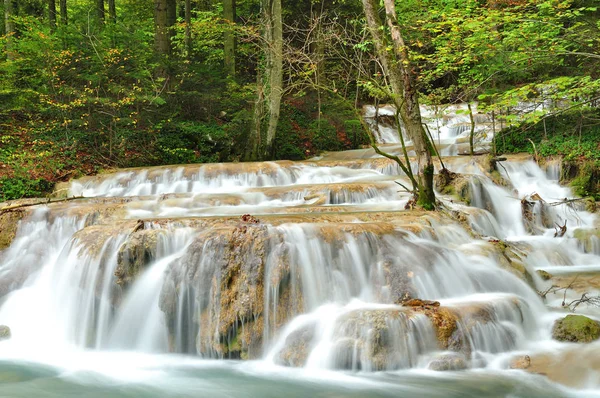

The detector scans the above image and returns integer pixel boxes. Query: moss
[552,315,600,343]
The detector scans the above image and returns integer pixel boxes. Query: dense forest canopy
[0,0,599,201]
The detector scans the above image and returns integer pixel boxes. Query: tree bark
[184,0,191,55]
[264,0,283,156]
[167,0,177,38]
[362,0,435,209]
[247,0,283,160]
[154,0,170,54]
[60,0,67,25]
[107,0,116,23]
[96,0,105,23]
[4,0,14,60]
[223,0,236,77]
[48,0,57,31]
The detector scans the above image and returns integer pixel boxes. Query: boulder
[552,315,600,343]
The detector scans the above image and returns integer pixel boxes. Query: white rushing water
[0,116,599,397]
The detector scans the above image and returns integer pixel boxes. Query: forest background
[0,0,598,201]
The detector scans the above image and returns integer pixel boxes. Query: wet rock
[552,315,600,343]
[159,223,270,359]
[115,229,166,287]
[0,210,25,251]
[509,355,531,370]
[276,324,316,367]
[402,299,440,307]
[536,270,552,281]
[332,309,426,371]
[428,353,468,371]
[0,325,11,340]
[573,228,600,253]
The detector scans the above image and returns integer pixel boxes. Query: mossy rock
[573,228,600,253]
[536,270,553,281]
[552,315,600,343]
[0,325,11,340]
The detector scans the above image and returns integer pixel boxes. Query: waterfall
[0,119,599,395]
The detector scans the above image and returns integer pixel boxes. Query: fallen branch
[554,219,567,238]
[0,196,85,215]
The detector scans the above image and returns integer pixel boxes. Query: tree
[361,0,436,209]
[97,0,105,23]
[108,0,116,24]
[60,0,67,25]
[4,0,14,60]
[247,0,283,160]
[154,0,170,54]
[184,0,191,54]
[223,0,235,77]
[48,0,57,31]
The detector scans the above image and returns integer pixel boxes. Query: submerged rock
[552,315,600,343]
[428,353,468,371]
[0,325,11,340]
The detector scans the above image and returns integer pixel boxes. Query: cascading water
[1,115,599,397]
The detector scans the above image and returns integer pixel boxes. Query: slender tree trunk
[362,0,435,209]
[167,0,177,39]
[184,0,191,55]
[60,0,67,25]
[154,0,170,54]
[223,0,236,77]
[96,0,105,23]
[4,0,14,60]
[264,0,283,156]
[48,0,57,31]
[468,102,475,157]
[248,0,283,160]
[107,0,116,23]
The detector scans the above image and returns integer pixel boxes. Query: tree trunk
[468,102,475,157]
[107,0,116,23]
[154,0,170,54]
[167,0,177,38]
[60,0,67,25]
[96,0,105,23]
[264,0,283,156]
[4,0,14,60]
[184,0,191,55]
[247,0,283,160]
[48,0,57,31]
[223,0,235,77]
[362,0,435,209]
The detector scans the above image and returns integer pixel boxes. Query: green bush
[0,177,54,201]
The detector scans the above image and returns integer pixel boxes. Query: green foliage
[494,109,600,163]
[0,177,54,202]
[156,121,235,164]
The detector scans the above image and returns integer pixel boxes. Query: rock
[510,355,531,369]
[0,210,25,251]
[552,315,600,343]
[402,299,440,307]
[276,325,316,367]
[428,353,468,371]
[115,229,166,287]
[0,325,11,340]
[536,270,552,281]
